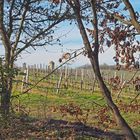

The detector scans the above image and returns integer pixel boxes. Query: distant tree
[64,0,140,139]
[100,63,109,70]
[0,0,70,115]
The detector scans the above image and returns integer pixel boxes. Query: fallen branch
[130,92,140,103]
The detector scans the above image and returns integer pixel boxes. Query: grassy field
[6,68,140,139]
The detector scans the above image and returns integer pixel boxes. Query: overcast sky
[0,0,140,67]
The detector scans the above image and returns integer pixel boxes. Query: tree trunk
[0,60,13,116]
[1,90,11,115]
[69,0,137,139]
[0,0,13,116]
[0,77,12,116]
[0,59,13,116]
[90,55,137,140]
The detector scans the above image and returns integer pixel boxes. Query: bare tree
[64,0,139,139]
[0,0,70,115]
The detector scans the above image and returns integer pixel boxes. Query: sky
[15,23,116,68]
[0,0,140,68]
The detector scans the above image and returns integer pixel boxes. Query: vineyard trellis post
[56,68,63,94]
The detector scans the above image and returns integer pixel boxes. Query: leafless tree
[0,0,70,115]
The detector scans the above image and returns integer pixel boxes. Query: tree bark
[90,55,137,140]
[122,0,140,34]
[1,77,12,116]
[0,0,13,116]
[69,0,137,139]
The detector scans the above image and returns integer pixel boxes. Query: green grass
[11,69,140,135]
[13,88,104,108]
[12,89,140,132]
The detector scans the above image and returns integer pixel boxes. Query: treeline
[78,63,116,70]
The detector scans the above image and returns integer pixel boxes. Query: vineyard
[2,63,138,139]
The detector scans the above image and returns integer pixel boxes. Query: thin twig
[117,70,138,98]
[130,92,140,103]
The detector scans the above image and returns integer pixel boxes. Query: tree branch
[130,93,140,103]
[122,0,140,34]
[11,49,84,98]
[0,0,11,65]
[66,0,93,58]
[12,0,28,59]
[117,70,138,98]
[8,0,16,38]
[13,10,69,60]
[91,0,99,54]
[98,4,132,26]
